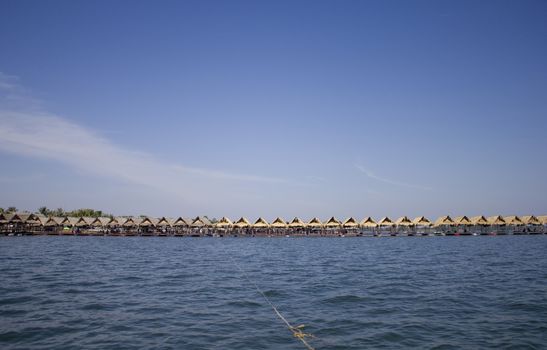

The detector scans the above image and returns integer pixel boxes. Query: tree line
[0,206,112,218]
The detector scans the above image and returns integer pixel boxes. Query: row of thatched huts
[1,212,546,236]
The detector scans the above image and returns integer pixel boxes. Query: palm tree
[38,206,50,216]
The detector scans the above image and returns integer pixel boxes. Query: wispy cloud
[354,164,432,191]
[0,73,289,199]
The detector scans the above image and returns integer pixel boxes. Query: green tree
[66,208,107,218]
[53,208,65,217]
[38,206,50,216]
[7,206,17,213]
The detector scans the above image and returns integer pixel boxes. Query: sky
[0,0,546,220]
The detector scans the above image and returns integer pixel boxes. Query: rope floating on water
[224,249,316,350]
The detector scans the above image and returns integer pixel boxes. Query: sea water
[1,236,546,349]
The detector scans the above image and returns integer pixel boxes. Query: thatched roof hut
[360,217,378,228]
[324,217,342,228]
[470,216,488,226]
[81,217,95,226]
[521,215,540,225]
[395,216,413,226]
[287,217,305,228]
[503,216,523,226]
[6,213,36,223]
[4,213,18,223]
[412,216,432,226]
[190,217,204,227]
[253,217,270,228]
[215,217,233,228]
[434,215,455,227]
[38,216,58,227]
[378,217,395,226]
[233,217,251,228]
[35,215,48,226]
[342,217,359,228]
[68,217,85,227]
[191,216,211,227]
[107,217,120,227]
[53,216,69,226]
[115,217,128,226]
[97,217,113,226]
[65,217,76,227]
[171,217,190,227]
[487,215,506,226]
[156,217,171,227]
[132,217,142,226]
[122,217,137,227]
[454,216,472,226]
[270,217,288,228]
[306,217,321,228]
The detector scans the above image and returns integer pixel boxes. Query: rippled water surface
[1,236,546,349]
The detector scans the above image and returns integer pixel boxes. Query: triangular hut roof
[538,215,547,225]
[108,217,120,226]
[305,217,322,228]
[11,213,37,224]
[137,217,154,227]
[289,217,306,228]
[36,215,49,226]
[412,216,432,226]
[470,216,488,225]
[88,217,103,226]
[487,215,506,225]
[215,217,233,227]
[360,217,378,227]
[22,213,40,225]
[6,213,24,223]
[67,217,81,227]
[233,217,251,228]
[521,215,540,225]
[270,217,288,228]
[342,217,359,227]
[454,216,472,226]
[171,217,189,227]
[324,217,341,227]
[191,216,206,227]
[156,217,171,226]
[132,217,143,226]
[98,217,113,226]
[434,215,455,227]
[43,217,59,227]
[503,216,523,225]
[123,217,137,227]
[395,216,413,226]
[253,217,269,228]
[201,216,212,226]
[53,216,68,225]
[83,217,96,225]
[378,217,395,226]
[115,217,127,226]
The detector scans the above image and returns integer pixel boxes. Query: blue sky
[1,0,546,219]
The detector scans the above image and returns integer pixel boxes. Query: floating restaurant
[1,212,546,237]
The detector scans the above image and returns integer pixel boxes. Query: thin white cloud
[0,111,288,189]
[355,164,432,191]
[0,73,290,200]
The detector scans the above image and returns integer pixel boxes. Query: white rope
[223,246,316,350]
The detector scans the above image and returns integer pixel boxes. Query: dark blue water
[1,236,546,349]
